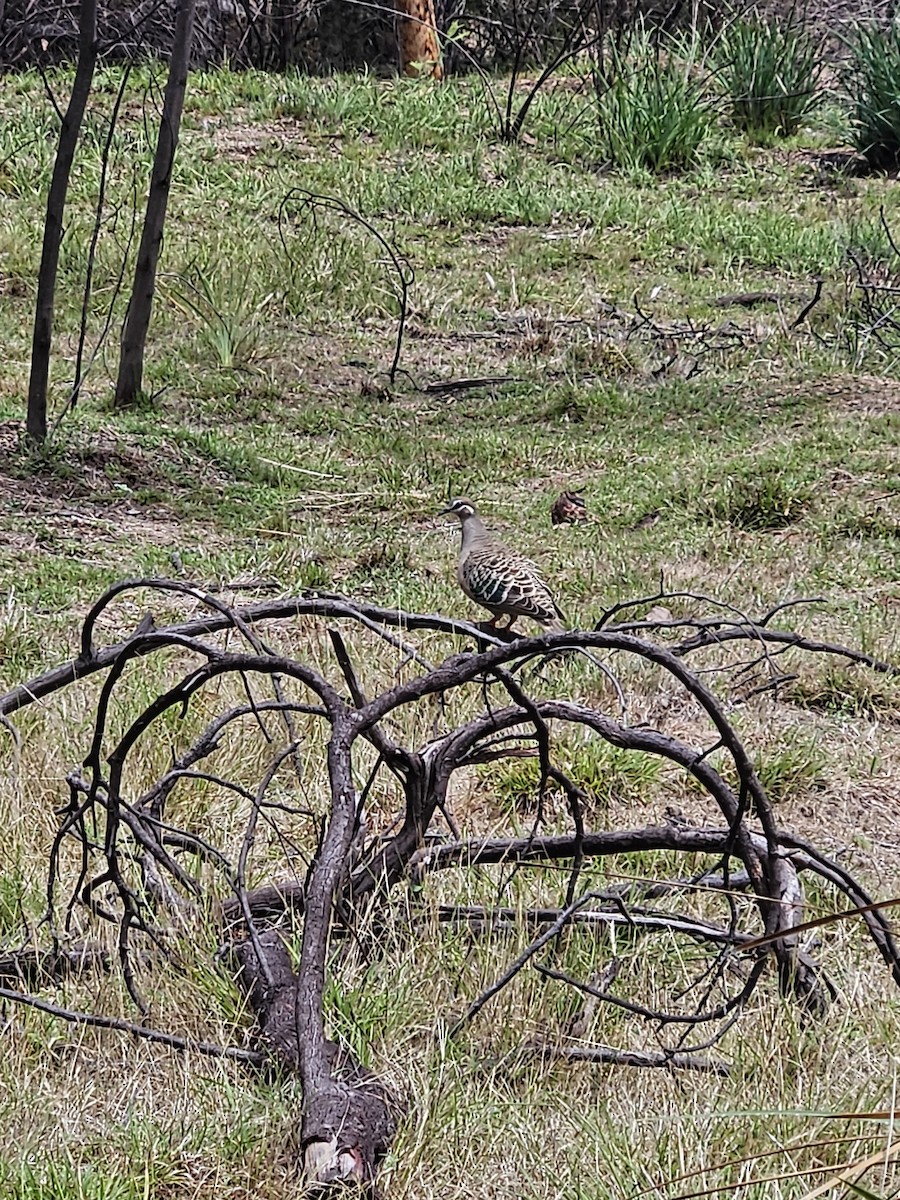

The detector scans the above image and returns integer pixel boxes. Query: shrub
[717,16,821,141]
[844,23,900,170]
[596,42,711,173]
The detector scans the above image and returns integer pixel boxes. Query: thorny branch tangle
[1,577,899,1072]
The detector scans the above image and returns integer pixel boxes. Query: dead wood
[0,942,114,987]
[713,291,783,307]
[0,983,262,1063]
[523,1042,730,1074]
[5,581,898,719]
[233,930,396,1184]
[2,578,899,1191]
[431,902,757,947]
[25,0,98,443]
[114,0,197,406]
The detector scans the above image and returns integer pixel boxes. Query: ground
[0,59,899,1199]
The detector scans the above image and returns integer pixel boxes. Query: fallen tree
[1,578,898,1189]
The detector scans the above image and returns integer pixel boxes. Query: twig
[8,585,895,721]
[790,277,824,329]
[422,376,517,393]
[523,1041,729,1074]
[235,745,300,992]
[449,891,601,1035]
[534,957,768,1028]
[433,903,757,947]
[277,189,413,383]
[0,985,262,1063]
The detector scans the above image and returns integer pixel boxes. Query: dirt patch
[0,421,226,564]
[825,374,900,416]
[755,376,900,418]
[0,471,211,566]
[0,420,234,501]
[199,115,327,163]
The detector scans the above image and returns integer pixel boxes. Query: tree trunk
[234,930,395,1186]
[114,0,197,407]
[25,0,98,444]
[270,0,296,70]
[394,0,443,79]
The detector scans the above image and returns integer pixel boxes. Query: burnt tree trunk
[114,0,197,407]
[269,0,297,69]
[394,0,443,79]
[232,720,397,1188]
[233,930,396,1181]
[25,0,98,444]
[291,719,396,1184]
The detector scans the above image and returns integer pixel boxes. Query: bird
[551,489,588,526]
[439,497,565,631]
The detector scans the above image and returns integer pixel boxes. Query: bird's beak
[438,505,454,517]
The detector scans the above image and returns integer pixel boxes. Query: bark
[394,0,443,79]
[293,721,395,1185]
[233,928,396,1187]
[0,943,112,987]
[114,0,197,407]
[269,0,296,70]
[25,0,98,444]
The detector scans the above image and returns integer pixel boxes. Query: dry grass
[3,605,900,1197]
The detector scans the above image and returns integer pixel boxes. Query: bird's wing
[467,549,562,623]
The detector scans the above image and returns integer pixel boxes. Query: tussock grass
[716,16,822,143]
[1,61,900,1199]
[845,24,900,171]
[596,38,713,172]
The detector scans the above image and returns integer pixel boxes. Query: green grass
[596,37,713,172]
[1,57,900,1200]
[716,16,822,143]
[844,23,900,170]
[480,737,662,815]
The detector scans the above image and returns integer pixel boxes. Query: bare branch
[523,1042,730,1074]
[0,984,262,1064]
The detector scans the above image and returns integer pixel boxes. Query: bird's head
[439,497,479,523]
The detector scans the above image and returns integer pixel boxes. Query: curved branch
[4,585,895,721]
[670,624,900,675]
[0,587,501,718]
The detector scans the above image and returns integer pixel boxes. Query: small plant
[717,16,822,141]
[757,736,828,806]
[0,869,26,937]
[596,40,711,173]
[787,669,900,721]
[844,23,900,170]
[165,266,273,370]
[708,472,813,531]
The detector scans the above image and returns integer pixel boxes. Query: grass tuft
[844,23,900,170]
[756,735,829,805]
[706,471,813,531]
[480,738,662,816]
[595,38,711,173]
[787,669,900,722]
[716,16,822,142]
